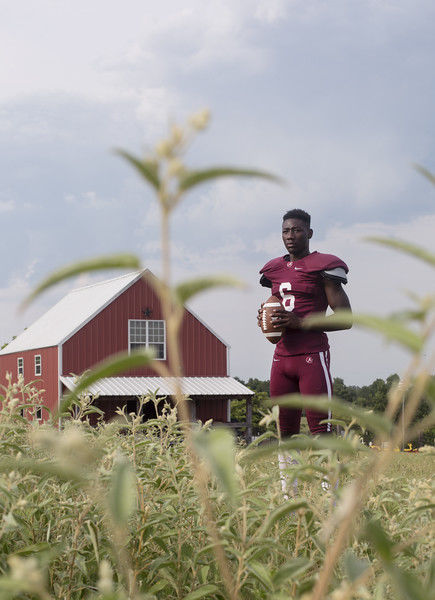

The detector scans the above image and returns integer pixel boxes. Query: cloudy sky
[1,0,434,385]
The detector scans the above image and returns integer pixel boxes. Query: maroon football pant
[270,351,333,437]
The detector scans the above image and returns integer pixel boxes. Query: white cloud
[0,199,14,212]
[181,178,285,232]
[134,87,182,139]
[254,0,289,23]
[64,191,119,209]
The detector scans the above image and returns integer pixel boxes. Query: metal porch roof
[60,376,254,397]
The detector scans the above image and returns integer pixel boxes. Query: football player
[258,208,352,438]
[258,209,352,496]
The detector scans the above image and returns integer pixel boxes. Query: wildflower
[155,139,172,158]
[97,559,113,594]
[169,124,184,146]
[167,158,185,177]
[189,108,211,131]
[331,582,352,600]
[9,556,44,588]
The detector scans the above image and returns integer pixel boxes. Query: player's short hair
[282,209,311,227]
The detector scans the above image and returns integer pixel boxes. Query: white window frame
[128,319,166,360]
[17,357,24,377]
[35,354,42,376]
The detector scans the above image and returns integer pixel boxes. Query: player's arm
[315,278,352,331]
[298,279,352,331]
[271,279,352,331]
[257,274,272,328]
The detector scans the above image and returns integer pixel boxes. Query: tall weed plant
[1,111,434,599]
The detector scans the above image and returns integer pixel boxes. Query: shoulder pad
[321,267,348,284]
[259,256,285,277]
[305,252,348,274]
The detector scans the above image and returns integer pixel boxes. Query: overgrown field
[0,383,433,600]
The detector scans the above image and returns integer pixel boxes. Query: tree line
[233,374,434,446]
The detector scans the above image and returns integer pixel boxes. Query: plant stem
[157,198,237,599]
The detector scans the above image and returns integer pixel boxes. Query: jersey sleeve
[259,274,272,288]
[259,256,283,287]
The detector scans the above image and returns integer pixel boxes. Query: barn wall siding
[85,394,230,426]
[195,395,229,423]
[62,277,227,377]
[0,346,58,419]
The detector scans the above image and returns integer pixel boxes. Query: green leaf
[365,520,429,600]
[0,455,85,483]
[248,562,274,591]
[0,578,35,593]
[193,427,239,503]
[12,542,53,556]
[108,456,137,525]
[182,584,220,600]
[260,501,309,536]
[389,570,430,600]
[86,520,100,564]
[61,348,154,412]
[343,549,370,582]
[242,435,358,464]
[319,418,347,428]
[174,274,245,305]
[413,163,435,186]
[305,311,424,354]
[179,166,284,192]
[247,430,277,447]
[272,394,392,436]
[272,558,311,586]
[21,254,141,310]
[365,236,435,268]
[365,520,393,562]
[117,149,160,190]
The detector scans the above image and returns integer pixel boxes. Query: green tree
[232,377,270,436]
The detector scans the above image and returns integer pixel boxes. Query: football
[260,295,283,344]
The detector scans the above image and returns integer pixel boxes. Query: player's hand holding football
[271,307,302,330]
[257,303,264,328]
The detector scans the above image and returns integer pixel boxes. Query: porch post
[245,396,252,444]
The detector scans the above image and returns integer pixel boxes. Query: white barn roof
[0,271,144,355]
[60,376,253,397]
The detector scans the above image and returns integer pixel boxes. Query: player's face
[282,218,312,258]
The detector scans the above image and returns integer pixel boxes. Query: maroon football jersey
[259,251,348,356]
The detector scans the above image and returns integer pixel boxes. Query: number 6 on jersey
[279,282,295,312]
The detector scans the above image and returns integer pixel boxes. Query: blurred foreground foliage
[0,380,434,600]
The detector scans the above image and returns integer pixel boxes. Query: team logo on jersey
[306,356,313,364]
[287,262,293,267]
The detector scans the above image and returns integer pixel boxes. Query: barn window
[35,355,42,376]
[35,406,42,420]
[129,319,166,360]
[17,357,24,377]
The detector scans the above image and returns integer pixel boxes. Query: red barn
[0,271,253,438]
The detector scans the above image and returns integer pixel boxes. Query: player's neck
[288,248,311,262]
